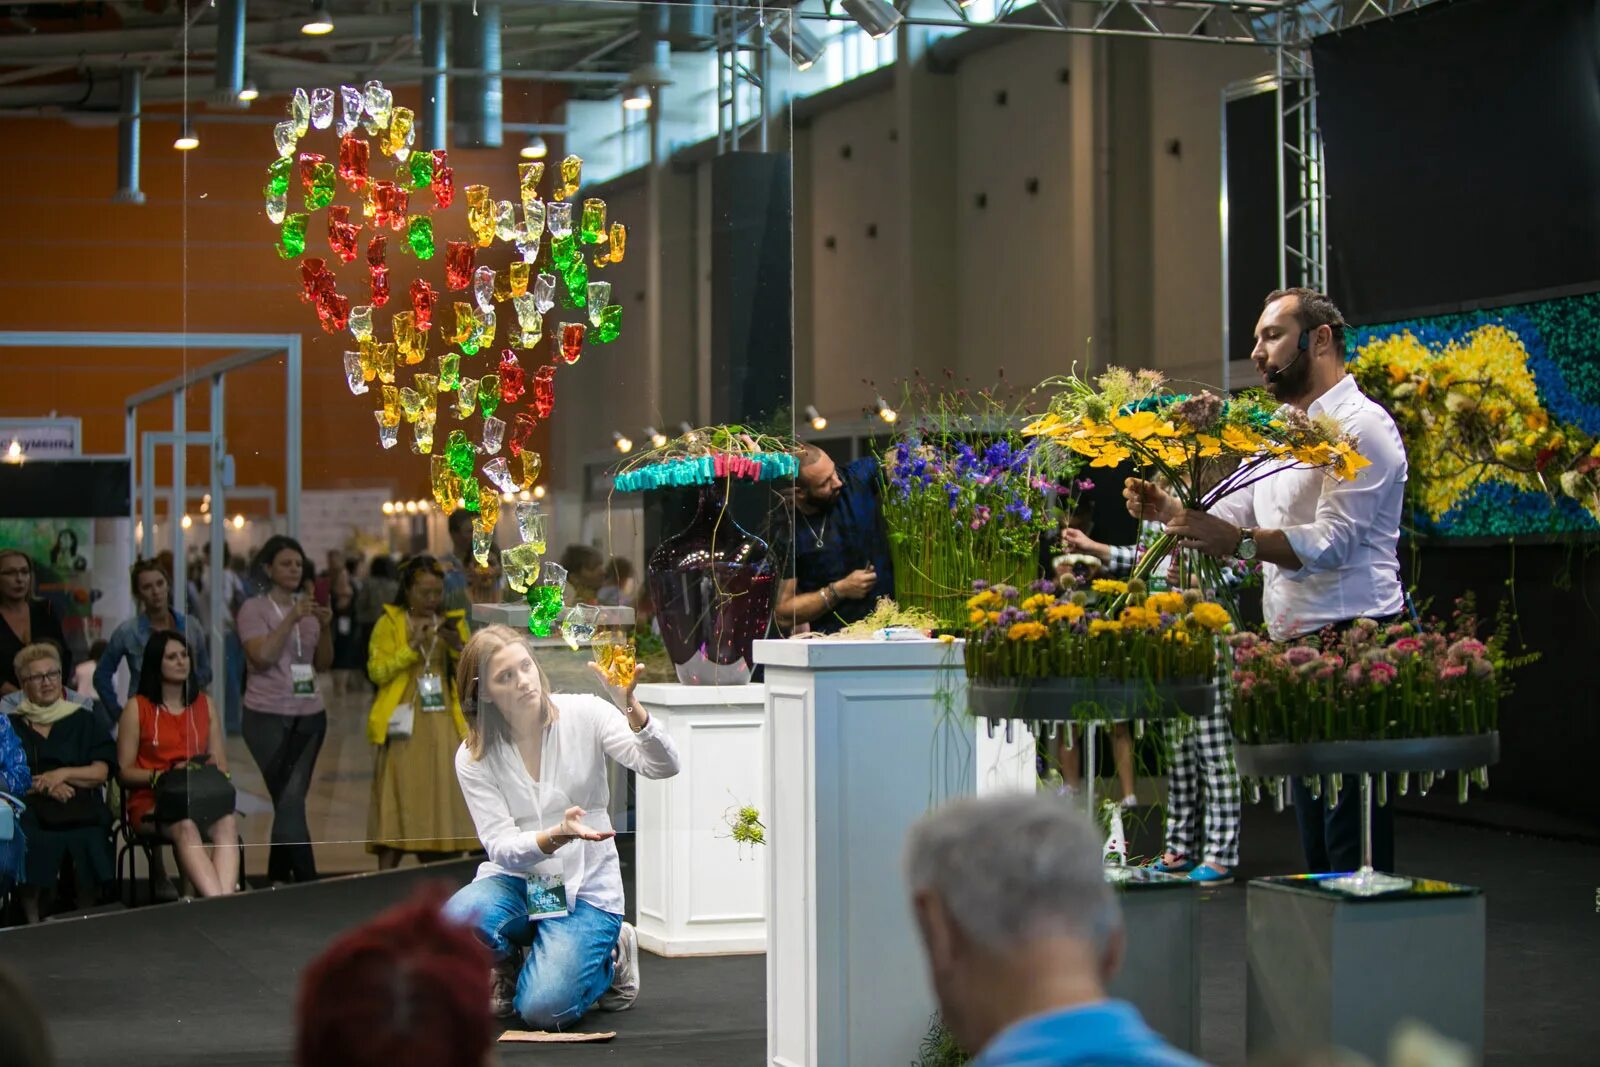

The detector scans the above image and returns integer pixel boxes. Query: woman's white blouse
[454,692,680,914]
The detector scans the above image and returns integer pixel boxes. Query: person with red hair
[296,886,493,1067]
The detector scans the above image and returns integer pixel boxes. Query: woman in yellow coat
[366,555,479,868]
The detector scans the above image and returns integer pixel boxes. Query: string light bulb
[805,405,828,431]
[613,431,634,453]
[875,396,898,424]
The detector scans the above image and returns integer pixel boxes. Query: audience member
[356,555,400,650]
[70,640,110,729]
[116,630,239,898]
[238,536,332,885]
[558,544,606,606]
[441,511,475,613]
[94,560,213,724]
[904,794,1201,1066]
[296,886,492,1067]
[596,557,637,608]
[443,625,679,1027]
[327,555,363,697]
[0,701,31,895]
[365,556,477,870]
[10,643,115,922]
[0,550,71,698]
[0,964,55,1067]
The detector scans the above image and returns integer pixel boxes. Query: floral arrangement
[1023,368,1369,596]
[963,577,1231,686]
[880,387,1072,627]
[1348,322,1600,532]
[1227,595,1528,747]
[610,425,798,492]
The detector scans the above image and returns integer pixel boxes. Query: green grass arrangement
[1228,595,1532,745]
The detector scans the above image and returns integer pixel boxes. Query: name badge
[525,860,569,921]
[290,662,317,697]
[336,615,352,636]
[417,671,447,712]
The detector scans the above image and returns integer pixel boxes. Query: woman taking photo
[10,643,116,922]
[443,624,679,1029]
[117,630,239,898]
[237,536,333,885]
[365,556,477,870]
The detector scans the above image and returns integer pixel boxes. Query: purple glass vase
[647,485,775,684]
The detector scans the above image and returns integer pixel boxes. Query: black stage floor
[3,805,1596,1066]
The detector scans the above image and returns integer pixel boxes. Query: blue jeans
[444,874,623,1030]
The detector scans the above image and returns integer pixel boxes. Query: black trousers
[1291,775,1395,873]
[241,708,327,883]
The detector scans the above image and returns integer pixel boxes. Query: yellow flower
[966,590,1000,611]
[1007,621,1048,642]
[1331,443,1371,481]
[1091,579,1128,595]
[1089,442,1133,468]
[1291,442,1334,467]
[1162,629,1193,644]
[1195,434,1223,457]
[968,608,988,625]
[1022,413,1067,439]
[1189,602,1231,632]
[1111,410,1162,440]
[987,611,1002,625]
[1021,593,1055,614]
[1119,606,1160,630]
[1046,603,1085,624]
[1088,619,1124,636]
[1146,591,1186,615]
[1220,425,1264,454]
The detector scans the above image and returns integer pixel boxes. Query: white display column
[632,682,768,957]
[757,638,1033,1067]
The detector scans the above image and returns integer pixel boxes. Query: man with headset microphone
[1123,288,1409,874]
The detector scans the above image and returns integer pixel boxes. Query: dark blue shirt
[972,1000,1203,1067]
[779,456,894,634]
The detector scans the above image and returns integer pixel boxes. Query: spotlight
[231,513,245,529]
[533,485,547,499]
[622,84,652,111]
[805,405,828,431]
[677,421,695,436]
[181,514,193,530]
[520,134,548,160]
[502,491,516,503]
[404,500,418,514]
[842,0,902,40]
[382,501,395,515]
[4,440,22,463]
[173,120,200,151]
[613,431,634,453]
[645,426,668,449]
[519,490,532,502]
[770,17,826,72]
[875,396,898,424]
[301,0,334,36]
[417,499,431,511]
[237,80,260,103]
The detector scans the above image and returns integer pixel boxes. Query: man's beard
[1264,353,1312,403]
[798,487,838,513]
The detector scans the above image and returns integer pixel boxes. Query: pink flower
[1284,646,1320,667]
[1344,665,1365,687]
[1385,623,1412,640]
[1367,661,1398,686]
[1391,637,1424,656]
[1439,664,1468,680]
[1448,638,1487,660]
[1315,666,1337,681]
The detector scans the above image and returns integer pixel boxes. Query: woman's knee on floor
[514,980,594,1032]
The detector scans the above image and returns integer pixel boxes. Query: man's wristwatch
[821,583,837,609]
[1234,527,1258,561]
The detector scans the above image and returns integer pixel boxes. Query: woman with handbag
[366,556,478,870]
[116,630,239,898]
[10,643,116,922]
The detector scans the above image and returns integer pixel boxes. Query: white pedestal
[634,682,768,957]
[757,638,1034,1067]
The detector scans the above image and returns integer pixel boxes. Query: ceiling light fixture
[770,18,826,71]
[232,514,246,529]
[875,396,898,424]
[622,84,652,111]
[533,485,547,500]
[520,134,548,160]
[302,0,335,37]
[237,80,260,103]
[804,405,828,431]
[645,426,668,449]
[173,120,199,151]
[842,0,902,40]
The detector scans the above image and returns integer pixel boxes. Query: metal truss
[715,6,773,154]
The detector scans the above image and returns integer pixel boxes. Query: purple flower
[946,483,960,510]
[996,584,1019,601]
[1031,578,1057,594]
[1005,498,1033,522]
[1076,478,1095,492]
[971,579,990,591]
[997,606,1025,624]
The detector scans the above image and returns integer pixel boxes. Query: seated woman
[116,630,240,898]
[10,643,116,923]
[443,624,680,1029]
[365,555,478,870]
[0,692,31,896]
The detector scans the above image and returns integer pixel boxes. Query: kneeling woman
[444,624,679,1029]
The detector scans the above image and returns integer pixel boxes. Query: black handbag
[29,784,103,830]
[152,755,237,832]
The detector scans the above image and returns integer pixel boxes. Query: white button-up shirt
[455,692,680,914]
[1210,375,1408,640]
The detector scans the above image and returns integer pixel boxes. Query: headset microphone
[1266,329,1311,384]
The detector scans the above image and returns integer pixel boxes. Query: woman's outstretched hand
[553,805,615,845]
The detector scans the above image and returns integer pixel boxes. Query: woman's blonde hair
[12,642,61,679]
[456,624,559,760]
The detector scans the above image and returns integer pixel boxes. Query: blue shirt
[972,1000,1203,1067]
[94,612,213,715]
[0,716,30,796]
[778,455,894,634]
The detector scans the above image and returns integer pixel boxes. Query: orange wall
[0,84,558,501]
